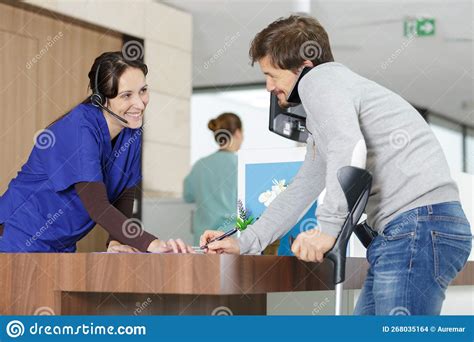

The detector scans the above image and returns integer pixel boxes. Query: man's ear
[295,60,315,74]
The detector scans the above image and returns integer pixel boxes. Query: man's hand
[200,230,240,255]
[107,240,139,253]
[291,229,336,262]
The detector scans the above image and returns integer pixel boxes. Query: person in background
[183,113,243,246]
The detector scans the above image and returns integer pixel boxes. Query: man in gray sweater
[201,15,472,315]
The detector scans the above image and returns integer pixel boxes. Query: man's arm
[299,73,367,238]
[238,139,326,254]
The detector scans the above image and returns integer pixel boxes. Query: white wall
[430,116,464,173]
[166,0,473,127]
[191,89,297,164]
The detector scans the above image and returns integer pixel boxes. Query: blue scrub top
[0,103,142,252]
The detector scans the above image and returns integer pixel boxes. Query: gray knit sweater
[239,62,459,254]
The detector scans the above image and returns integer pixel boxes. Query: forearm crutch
[324,166,372,315]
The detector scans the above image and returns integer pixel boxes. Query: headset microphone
[90,64,129,125]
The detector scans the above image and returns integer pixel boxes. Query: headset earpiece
[89,61,129,125]
[90,93,103,107]
[90,63,103,107]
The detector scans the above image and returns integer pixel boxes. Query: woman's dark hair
[208,112,242,147]
[48,51,148,127]
[208,112,242,134]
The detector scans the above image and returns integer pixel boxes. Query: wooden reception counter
[0,254,472,315]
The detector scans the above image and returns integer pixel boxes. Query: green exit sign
[404,17,436,37]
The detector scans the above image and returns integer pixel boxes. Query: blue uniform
[0,103,142,252]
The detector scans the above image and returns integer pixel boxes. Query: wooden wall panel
[0,31,38,195]
[0,1,123,251]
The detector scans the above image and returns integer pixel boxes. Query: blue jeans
[354,201,472,315]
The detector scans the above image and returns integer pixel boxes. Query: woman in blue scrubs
[0,51,193,253]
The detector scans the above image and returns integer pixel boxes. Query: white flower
[258,179,288,207]
[258,190,276,207]
[271,179,287,195]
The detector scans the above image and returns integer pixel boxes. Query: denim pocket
[384,231,415,241]
[381,210,418,241]
[431,231,473,289]
[381,222,416,241]
[371,230,415,267]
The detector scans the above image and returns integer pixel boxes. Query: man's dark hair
[249,15,334,70]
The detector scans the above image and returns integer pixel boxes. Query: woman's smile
[124,111,143,122]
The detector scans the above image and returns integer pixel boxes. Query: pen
[201,227,238,249]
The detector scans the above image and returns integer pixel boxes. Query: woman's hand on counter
[147,238,195,254]
[107,240,140,253]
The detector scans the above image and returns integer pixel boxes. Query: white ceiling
[162,0,473,126]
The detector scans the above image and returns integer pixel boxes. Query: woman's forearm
[75,182,157,252]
